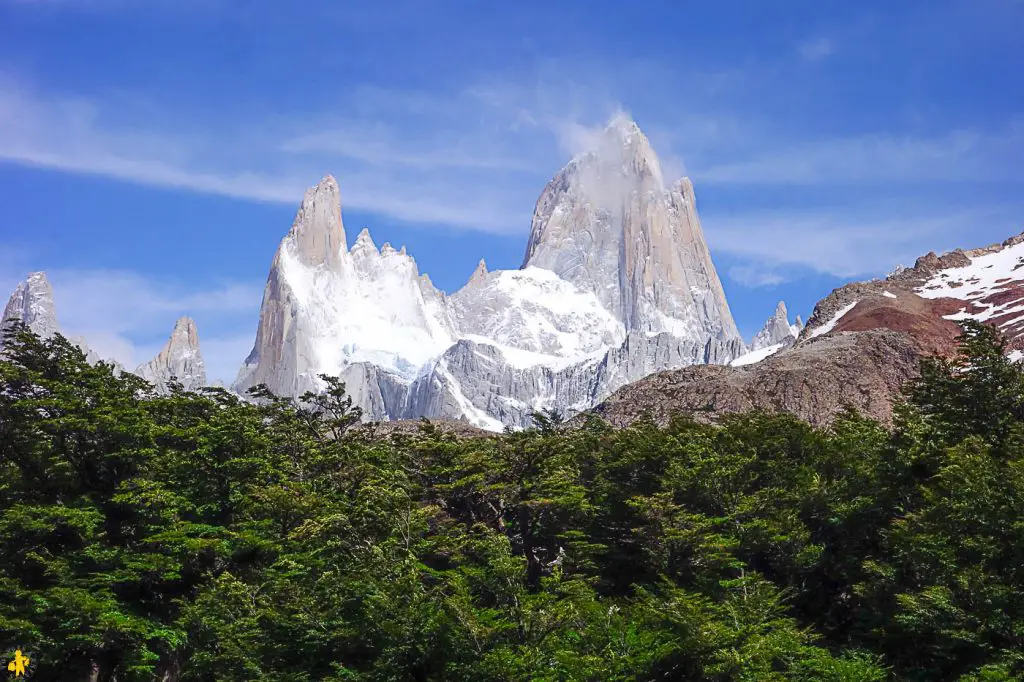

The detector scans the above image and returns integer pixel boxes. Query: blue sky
[0,0,1022,383]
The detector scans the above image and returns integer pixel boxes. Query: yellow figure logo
[7,649,30,677]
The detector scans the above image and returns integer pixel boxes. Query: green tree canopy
[1,320,1022,680]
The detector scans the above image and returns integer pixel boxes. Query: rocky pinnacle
[2,271,60,340]
[136,316,207,392]
[751,301,801,351]
[287,175,346,269]
[521,114,741,343]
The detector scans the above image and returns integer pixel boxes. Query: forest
[1,320,1023,681]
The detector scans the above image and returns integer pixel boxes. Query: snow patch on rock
[916,241,1024,303]
[809,301,859,339]
[731,343,784,367]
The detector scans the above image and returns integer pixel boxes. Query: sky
[0,0,1022,384]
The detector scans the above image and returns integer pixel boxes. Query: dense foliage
[2,320,1023,681]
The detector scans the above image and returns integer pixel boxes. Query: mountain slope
[582,229,1024,429]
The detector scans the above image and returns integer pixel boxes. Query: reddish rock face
[828,294,964,358]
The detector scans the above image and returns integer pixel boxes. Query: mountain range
[3,116,1019,430]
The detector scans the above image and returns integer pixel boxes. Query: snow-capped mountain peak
[235,119,746,428]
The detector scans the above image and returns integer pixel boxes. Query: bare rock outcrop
[2,272,60,340]
[579,329,923,429]
[135,316,207,392]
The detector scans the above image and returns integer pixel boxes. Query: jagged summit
[285,174,345,268]
[749,300,801,353]
[568,113,665,189]
[2,271,60,340]
[597,113,649,159]
[353,227,375,250]
[1,275,206,390]
[235,128,745,429]
[467,259,488,287]
[168,316,201,353]
[604,111,642,136]
[2,271,102,364]
[136,316,206,392]
[522,115,740,344]
[235,176,457,399]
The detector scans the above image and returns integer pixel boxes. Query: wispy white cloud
[44,269,261,333]
[707,204,1024,286]
[0,79,307,200]
[0,78,572,233]
[0,59,1021,251]
[4,70,1022,290]
[727,265,786,288]
[696,126,1024,186]
[798,37,836,62]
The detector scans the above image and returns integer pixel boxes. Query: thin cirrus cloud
[695,126,1024,186]
[0,78,558,234]
[797,37,836,62]
[704,203,1024,288]
[1,72,1022,283]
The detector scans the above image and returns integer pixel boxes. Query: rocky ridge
[581,329,921,428]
